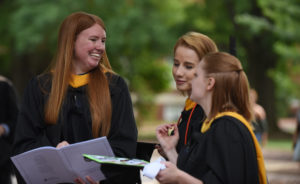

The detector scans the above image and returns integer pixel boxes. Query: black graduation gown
[177,116,260,184]
[13,73,139,184]
[176,104,205,152]
[0,80,18,179]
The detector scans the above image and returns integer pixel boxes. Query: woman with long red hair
[13,12,138,184]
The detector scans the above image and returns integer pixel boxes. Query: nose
[174,65,184,77]
[95,41,105,50]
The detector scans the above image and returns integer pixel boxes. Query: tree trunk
[243,34,279,133]
[225,0,280,133]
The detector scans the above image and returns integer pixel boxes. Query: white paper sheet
[142,157,166,179]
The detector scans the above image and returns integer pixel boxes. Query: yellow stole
[201,111,267,184]
[69,73,89,88]
[69,68,108,88]
[184,98,197,111]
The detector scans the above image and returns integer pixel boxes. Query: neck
[200,94,212,119]
[187,90,191,97]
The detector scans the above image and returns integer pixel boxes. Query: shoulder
[0,80,10,90]
[211,116,252,141]
[24,73,52,95]
[213,116,249,131]
[37,73,52,84]
[0,75,13,89]
[106,73,127,87]
[106,73,129,94]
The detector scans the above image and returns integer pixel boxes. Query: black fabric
[176,104,205,152]
[100,164,140,184]
[0,80,18,184]
[0,167,12,184]
[13,73,138,184]
[177,116,259,184]
[136,141,156,162]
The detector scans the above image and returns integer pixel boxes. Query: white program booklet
[11,136,114,184]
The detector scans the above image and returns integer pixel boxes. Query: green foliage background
[0,0,299,129]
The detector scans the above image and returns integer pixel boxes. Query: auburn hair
[202,52,253,122]
[45,12,113,137]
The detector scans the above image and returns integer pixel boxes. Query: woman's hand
[56,141,69,148]
[156,161,180,184]
[156,162,203,184]
[156,123,179,152]
[75,176,99,184]
[156,123,179,163]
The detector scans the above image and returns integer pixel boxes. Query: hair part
[202,52,253,122]
[45,12,112,137]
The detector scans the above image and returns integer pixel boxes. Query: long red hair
[45,12,113,137]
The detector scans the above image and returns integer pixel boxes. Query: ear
[207,77,215,90]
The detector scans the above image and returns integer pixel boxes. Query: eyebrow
[173,58,197,64]
[89,35,106,39]
[183,61,196,65]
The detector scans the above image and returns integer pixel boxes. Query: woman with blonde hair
[13,12,138,184]
[156,52,267,184]
[156,32,218,157]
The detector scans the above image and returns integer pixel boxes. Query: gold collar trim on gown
[185,98,197,111]
[69,73,89,88]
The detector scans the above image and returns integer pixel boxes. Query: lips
[176,79,186,85]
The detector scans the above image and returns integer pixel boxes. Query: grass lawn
[265,138,293,151]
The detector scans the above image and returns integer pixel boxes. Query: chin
[89,62,100,68]
[176,85,190,92]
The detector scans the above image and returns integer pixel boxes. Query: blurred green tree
[175,0,300,133]
[1,0,299,129]
[0,0,187,122]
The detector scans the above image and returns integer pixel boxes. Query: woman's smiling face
[73,24,106,74]
[172,46,200,94]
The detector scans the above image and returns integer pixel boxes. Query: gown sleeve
[13,77,53,155]
[101,75,139,184]
[201,117,259,184]
[107,75,137,158]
